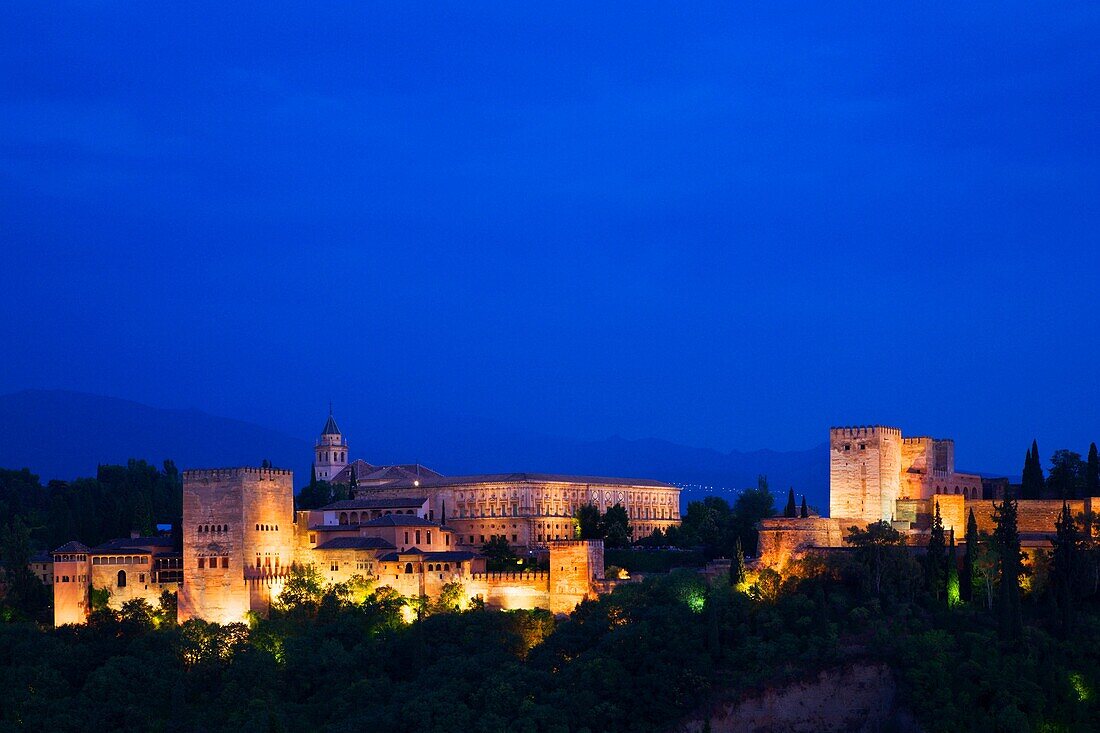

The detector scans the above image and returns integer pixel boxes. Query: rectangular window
[426,530,432,544]
[404,531,409,544]
[221,557,229,569]
[445,534,450,546]
[139,573,145,583]
[479,535,485,543]
[198,557,205,569]
[512,534,517,542]
[309,533,316,543]
[415,530,421,544]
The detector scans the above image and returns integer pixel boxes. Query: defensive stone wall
[967,497,1099,536]
[757,517,848,569]
[467,572,551,610]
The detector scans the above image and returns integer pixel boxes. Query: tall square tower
[179,467,295,624]
[829,426,902,524]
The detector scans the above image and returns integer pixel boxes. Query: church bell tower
[314,408,348,481]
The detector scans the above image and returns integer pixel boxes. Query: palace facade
[315,412,682,547]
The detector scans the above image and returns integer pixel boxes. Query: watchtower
[179,467,295,623]
[829,426,902,524]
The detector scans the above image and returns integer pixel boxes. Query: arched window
[117,570,127,588]
[339,513,348,525]
[350,512,359,524]
[443,563,450,571]
[404,563,413,574]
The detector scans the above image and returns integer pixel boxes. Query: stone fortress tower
[829,426,985,525]
[178,467,296,624]
[829,426,903,524]
[314,408,348,482]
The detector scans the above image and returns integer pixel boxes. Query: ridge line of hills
[0,389,829,507]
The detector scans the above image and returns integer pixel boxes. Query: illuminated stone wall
[967,497,1100,535]
[757,517,849,570]
[548,539,604,614]
[467,572,551,610]
[52,554,89,626]
[89,554,178,608]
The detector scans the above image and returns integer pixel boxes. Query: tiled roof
[30,551,52,563]
[95,536,174,550]
[377,548,428,561]
[52,541,90,554]
[423,551,476,562]
[329,460,375,484]
[365,472,676,490]
[362,514,437,528]
[333,461,443,485]
[92,548,154,555]
[318,496,427,511]
[314,536,395,551]
[321,413,342,436]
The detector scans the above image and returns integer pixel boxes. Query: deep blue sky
[1,3,1098,475]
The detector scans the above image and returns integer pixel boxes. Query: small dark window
[221,557,229,569]
[198,557,205,569]
[117,570,127,588]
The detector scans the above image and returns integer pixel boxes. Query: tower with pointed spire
[314,407,348,482]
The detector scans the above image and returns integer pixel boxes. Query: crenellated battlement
[830,425,901,438]
[182,467,293,480]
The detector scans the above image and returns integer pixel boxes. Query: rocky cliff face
[676,663,922,733]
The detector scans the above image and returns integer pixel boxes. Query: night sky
[2,3,1098,474]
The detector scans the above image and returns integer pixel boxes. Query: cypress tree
[1087,442,1100,498]
[960,509,977,603]
[926,502,947,598]
[947,530,960,607]
[1022,439,1044,499]
[993,495,1023,640]
[800,496,809,519]
[1052,501,1080,635]
[784,488,797,518]
[1020,446,1032,499]
[731,536,746,586]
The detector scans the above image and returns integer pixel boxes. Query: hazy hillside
[0,390,829,508]
[0,390,313,482]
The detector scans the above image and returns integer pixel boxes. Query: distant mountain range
[0,389,829,509]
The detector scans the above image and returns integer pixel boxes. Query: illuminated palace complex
[758,425,1100,568]
[50,411,681,625]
